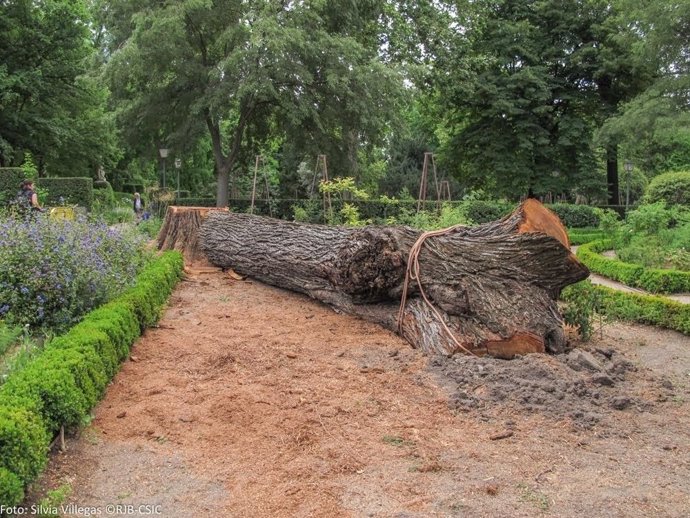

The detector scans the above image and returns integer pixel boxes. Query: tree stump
[157,206,229,265]
[199,200,589,358]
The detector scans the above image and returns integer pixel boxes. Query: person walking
[133,192,145,221]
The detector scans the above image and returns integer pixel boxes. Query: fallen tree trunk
[199,200,589,358]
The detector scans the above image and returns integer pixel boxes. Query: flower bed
[0,215,148,331]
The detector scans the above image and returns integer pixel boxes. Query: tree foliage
[0,0,120,176]
[1,0,689,205]
[102,0,404,207]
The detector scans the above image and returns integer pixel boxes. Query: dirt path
[30,271,690,517]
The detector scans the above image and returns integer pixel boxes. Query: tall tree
[0,0,119,175]
[599,0,690,176]
[434,0,651,202]
[103,0,402,207]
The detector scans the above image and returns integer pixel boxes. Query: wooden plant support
[250,155,272,216]
[417,152,440,213]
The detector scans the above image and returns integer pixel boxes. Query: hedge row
[577,240,690,294]
[37,177,93,210]
[561,281,690,335]
[568,228,606,245]
[0,168,27,205]
[0,172,95,210]
[0,252,184,506]
[547,203,600,228]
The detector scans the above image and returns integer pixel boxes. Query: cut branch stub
[199,200,589,359]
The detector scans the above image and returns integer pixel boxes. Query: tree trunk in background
[607,145,619,205]
[199,200,589,359]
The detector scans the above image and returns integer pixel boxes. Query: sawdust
[27,271,690,517]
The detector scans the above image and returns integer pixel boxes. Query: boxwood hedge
[0,168,26,206]
[568,228,606,245]
[562,281,690,335]
[0,251,183,506]
[577,240,690,294]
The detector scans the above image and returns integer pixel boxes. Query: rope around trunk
[396,225,477,356]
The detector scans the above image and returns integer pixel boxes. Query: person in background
[133,192,145,221]
[17,180,44,213]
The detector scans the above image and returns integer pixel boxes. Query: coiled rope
[396,226,477,356]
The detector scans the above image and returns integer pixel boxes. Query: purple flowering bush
[0,215,149,331]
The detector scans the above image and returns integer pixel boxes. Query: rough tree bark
[157,206,229,264]
[198,200,589,359]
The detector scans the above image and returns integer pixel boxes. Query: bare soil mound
[432,344,659,431]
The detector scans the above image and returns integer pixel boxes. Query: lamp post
[624,160,633,212]
[159,148,169,189]
[174,158,182,198]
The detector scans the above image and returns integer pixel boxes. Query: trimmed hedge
[577,240,690,294]
[547,203,599,228]
[0,168,26,205]
[0,251,184,506]
[173,198,600,228]
[562,281,690,335]
[37,177,94,210]
[568,228,606,245]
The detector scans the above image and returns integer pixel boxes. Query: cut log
[199,199,589,358]
[157,206,229,264]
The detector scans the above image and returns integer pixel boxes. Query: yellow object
[49,207,76,220]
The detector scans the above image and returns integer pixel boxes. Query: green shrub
[36,177,93,210]
[0,405,49,483]
[462,200,515,224]
[616,235,670,269]
[0,467,24,507]
[2,355,91,431]
[562,281,689,335]
[92,183,116,211]
[0,168,26,207]
[577,240,690,293]
[626,202,674,235]
[119,253,184,328]
[561,281,601,340]
[644,171,690,206]
[595,208,622,239]
[547,204,599,228]
[0,252,183,506]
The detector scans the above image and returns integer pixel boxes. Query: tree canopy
[1,0,688,205]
